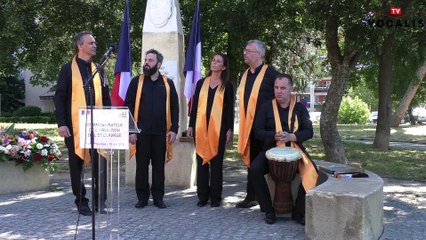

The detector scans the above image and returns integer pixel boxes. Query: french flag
[111,0,131,106]
[183,0,202,102]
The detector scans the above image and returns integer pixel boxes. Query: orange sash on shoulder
[71,57,103,166]
[195,77,224,165]
[271,97,318,192]
[129,75,173,162]
[237,64,268,167]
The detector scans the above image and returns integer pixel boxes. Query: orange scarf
[71,57,103,166]
[237,64,268,167]
[195,77,224,165]
[272,96,318,192]
[129,75,173,161]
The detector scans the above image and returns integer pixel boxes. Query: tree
[373,34,394,150]
[0,76,25,113]
[303,0,373,163]
[390,28,426,127]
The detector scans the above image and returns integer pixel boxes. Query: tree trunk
[373,35,394,150]
[390,59,426,127]
[320,17,360,163]
[320,65,350,163]
[408,106,416,125]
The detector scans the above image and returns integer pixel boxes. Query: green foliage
[0,116,55,124]
[13,106,42,117]
[348,81,377,111]
[338,96,370,124]
[0,76,25,113]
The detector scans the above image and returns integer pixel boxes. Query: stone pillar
[125,0,196,188]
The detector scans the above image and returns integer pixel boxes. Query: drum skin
[266,147,301,214]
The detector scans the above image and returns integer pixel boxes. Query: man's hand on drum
[275,131,297,143]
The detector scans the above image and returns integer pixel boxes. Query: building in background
[21,70,55,113]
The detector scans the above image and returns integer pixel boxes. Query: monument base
[125,138,196,189]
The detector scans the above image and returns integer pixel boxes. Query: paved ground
[1,157,425,240]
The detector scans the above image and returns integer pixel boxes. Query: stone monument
[125,0,196,188]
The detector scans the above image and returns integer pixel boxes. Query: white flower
[0,146,9,154]
[24,149,32,157]
[41,149,48,156]
[36,143,44,149]
[6,144,12,150]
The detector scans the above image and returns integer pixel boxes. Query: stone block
[306,165,384,240]
[0,161,49,194]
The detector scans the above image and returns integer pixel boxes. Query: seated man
[250,74,318,224]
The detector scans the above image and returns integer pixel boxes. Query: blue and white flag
[111,0,132,106]
[183,0,202,100]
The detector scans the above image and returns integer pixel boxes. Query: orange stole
[237,64,268,167]
[71,57,103,166]
[195,77,224,165]
[271,97,318,192]
[129,75,173,161]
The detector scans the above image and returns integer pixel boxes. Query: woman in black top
[187,53,234,207]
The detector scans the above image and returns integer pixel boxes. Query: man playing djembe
[251,74,318,225]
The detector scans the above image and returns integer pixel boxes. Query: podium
[79,106,138,239]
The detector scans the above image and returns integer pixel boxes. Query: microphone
[99,44,116,64]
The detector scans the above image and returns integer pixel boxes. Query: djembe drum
[266,146,301,214]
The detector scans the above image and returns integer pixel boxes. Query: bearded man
[124,49,179,209]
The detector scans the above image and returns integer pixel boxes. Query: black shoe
[78,205,93,216]
[264,212,276,224]
[197,200,208,207]
[153,200,166,209]
[236,199,258,208]
[292,213,305,225]
[135,201,148,209]
[210,201,221,207]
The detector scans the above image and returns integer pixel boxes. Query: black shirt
[124,75,179,135]
[242,64,280,114]
[189,79,234,133]
[253,100,313,151]
[54,57,111,128]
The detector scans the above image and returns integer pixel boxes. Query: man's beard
[143,64,158,77]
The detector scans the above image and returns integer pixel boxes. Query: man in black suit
[236,39,280,209]
[124,49,179,209]
[54,31,111,216]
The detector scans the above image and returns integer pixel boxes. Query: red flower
[34,153,42,161]
[48,155,55,162]
[40,136,48,142]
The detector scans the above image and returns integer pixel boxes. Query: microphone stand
[83,54,111,240]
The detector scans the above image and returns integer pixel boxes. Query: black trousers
[250,151,306,215]
[244,136,262,201]
[135,134,166,202]
[65,137,107,208]
[196,141,225,203]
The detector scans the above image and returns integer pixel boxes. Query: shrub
[338,96,370,124]
[14,106,42,117]
[0,116,55,124]
[0,76,25,113]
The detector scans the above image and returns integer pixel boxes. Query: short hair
[275,74,294,86]
[145,49,164,64]
[73,31,93,52]
[246,39,266,58]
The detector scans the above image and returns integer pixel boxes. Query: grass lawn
[2,122,425,181]
[306,124,426,181]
